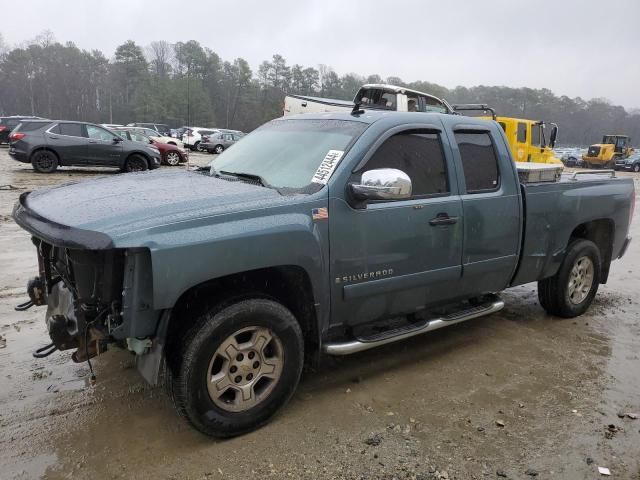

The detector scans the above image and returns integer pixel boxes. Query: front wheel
[634,163,640,173]
[169,298,304,438]
[538,239,601,317]
[214,144,224,154]
[165,151,181,166]
[124,154,148,172]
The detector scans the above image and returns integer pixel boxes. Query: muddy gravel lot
[0,147,639,480]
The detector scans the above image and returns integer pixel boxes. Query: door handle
[88,140,98,144]
[429,213,458,226]
[49,136,59,140]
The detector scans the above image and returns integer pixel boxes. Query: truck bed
[512,171,634,286]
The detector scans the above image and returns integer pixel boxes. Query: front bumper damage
[12,191,166,383]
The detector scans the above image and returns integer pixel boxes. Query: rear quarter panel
[511,176,634,285]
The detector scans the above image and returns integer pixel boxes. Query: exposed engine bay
[25,237,126,365]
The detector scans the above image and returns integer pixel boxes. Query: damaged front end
[13,192,164,382]
[24,239,125,364]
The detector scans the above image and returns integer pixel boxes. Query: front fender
[145,203,328,311]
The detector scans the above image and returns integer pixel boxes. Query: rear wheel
[31,150,58,173]
[169,298,304,438]
[538,239,601,318]
[165,151,181,166]
[124,154,148,172]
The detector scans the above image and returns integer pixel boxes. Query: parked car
[126,126,184,149]
[182,127,220,151]
[559,148,585,167]
[0,116,44,144]
[201,132,243,153]
[112,127,187,166]
[8,120,161,173]
[126,122,171,136]
[615,152,640,172]
[12,110,634,437]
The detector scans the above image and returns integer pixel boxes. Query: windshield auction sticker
[311,150,345,185]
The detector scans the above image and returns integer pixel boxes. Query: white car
[127,126,184,149]
[182,127,220,151]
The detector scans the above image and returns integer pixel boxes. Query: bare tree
[147,40,173,77]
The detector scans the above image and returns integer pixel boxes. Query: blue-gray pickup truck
[13,110,634,437]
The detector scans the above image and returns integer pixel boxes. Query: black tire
[31,150,58,173]
[634,163,640,173]
[538,239,601,318]
[124,154,148,172]
[170,298,304,438]
[214,144,224,154]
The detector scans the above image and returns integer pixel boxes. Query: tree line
[0,31,638,146]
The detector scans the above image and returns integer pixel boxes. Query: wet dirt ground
[0,147,639,480]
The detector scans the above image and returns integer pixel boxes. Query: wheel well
[569,219,614,283]
[167,266,319,362]
[30,147,60,163]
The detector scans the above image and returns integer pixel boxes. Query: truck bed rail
[569,169,616,180]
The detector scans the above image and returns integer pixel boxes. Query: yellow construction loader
[582,135,634,168]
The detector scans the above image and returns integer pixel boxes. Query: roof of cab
[279,110,496,129]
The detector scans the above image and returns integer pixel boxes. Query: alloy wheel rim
[215,146,223,153]
[567,256,594,305]
[166,152,180,165]
[129,159,145,172]
[207,326,284,412]
[36,153,53,169]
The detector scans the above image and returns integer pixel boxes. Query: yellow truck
[454,105,562,165]
[582,135,634,168]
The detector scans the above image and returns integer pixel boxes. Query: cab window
[360,130,449,198]
[455,132,500,193]
[517,123,527,143]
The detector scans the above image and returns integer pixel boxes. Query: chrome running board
[323,296,504,356]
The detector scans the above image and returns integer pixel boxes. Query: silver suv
[201,131,245,154]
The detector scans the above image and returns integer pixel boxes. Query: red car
[113,127,187,166]
[150,139,187,166]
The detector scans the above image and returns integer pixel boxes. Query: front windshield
[602,135,617,144]
[210,119,367,192]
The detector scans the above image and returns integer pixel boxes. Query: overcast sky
[3,0,640,108]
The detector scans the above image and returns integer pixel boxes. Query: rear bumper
[8,146,29,163]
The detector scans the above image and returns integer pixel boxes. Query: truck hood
[14,169,294,246]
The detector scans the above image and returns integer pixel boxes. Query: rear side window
[517,122,527,143]
[16,122,49,132]
[363,130,449,197]
[58,123,85,137]
[455,132,500,193]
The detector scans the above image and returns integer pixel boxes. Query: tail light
[0,126,6,132]
[9,132,25,142]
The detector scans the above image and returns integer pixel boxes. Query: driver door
[86,125,123,166]
[329,127,463,328]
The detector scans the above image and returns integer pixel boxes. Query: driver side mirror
[349,168,412,202]
[549,124,558,149]
[113,136,123,143]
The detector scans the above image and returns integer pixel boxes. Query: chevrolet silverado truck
[13,110,634,438]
